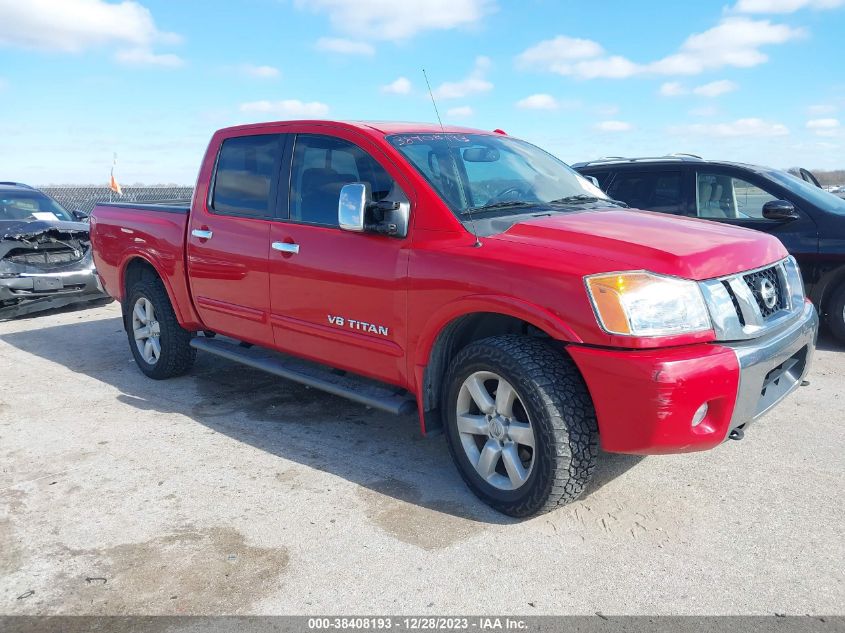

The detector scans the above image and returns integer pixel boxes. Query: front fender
[413,293,583,370]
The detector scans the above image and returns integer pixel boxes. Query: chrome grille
[698,257,805,342]
[743,266,786,318]
[721,280,745,326]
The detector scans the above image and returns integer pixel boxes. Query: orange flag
[109,166,122,196]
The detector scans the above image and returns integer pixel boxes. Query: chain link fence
[40,186,194,214]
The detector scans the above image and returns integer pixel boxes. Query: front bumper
[568,300,818,454]
[0,265,106,319]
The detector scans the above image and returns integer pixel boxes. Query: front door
[186,132,285,347]
[267,131,414,385]
[690,168,819,284]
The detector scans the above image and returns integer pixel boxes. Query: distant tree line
[788,169,845,187]
[814,170,845,186]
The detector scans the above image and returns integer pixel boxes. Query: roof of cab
[215,120,493,137]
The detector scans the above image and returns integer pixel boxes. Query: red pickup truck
[91,121,818,516]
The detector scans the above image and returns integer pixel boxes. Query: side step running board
[190,336,417,416]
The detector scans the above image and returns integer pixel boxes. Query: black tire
[827,282,845,345]
[442,335,598,517]
[124,274,195,379]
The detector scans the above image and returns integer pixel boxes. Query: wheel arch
[413,297,582,434]
[809,263,845,321]
[120,255,200,331]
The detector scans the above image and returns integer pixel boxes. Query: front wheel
[125,275,195,379]
[442,335,598,517]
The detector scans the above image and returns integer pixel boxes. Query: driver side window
[289,134,407,227]
[696,172,778,220]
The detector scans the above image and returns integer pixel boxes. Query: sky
[1,0,844,185]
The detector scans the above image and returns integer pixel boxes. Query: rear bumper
[0,263,106,319]
[568,300,818,454]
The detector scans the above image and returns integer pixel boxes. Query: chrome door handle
[191,229,213,239]
[272,241,300,255]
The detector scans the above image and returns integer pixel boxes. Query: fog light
[691,402,709,427]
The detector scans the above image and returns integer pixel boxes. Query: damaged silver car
[0,182,110,319]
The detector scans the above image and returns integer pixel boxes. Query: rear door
[605,169,689,215]
[186,132,286,346]
[267,128,414,386]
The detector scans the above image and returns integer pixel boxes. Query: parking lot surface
[1,304,843,615]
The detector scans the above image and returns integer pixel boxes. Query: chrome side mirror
[584,175,601,188]
[339,182,410,238]
[339,183,368,232]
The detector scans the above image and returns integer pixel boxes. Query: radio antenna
[422,68,444,130]
[422,68,482,248]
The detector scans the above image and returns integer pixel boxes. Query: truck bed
[90,201,201,329]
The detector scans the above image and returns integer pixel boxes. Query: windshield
[388,133,612,216]
[0,190,74,222]
[767,170,845,216]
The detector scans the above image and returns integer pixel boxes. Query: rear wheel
[442,335,598,517]
[827,282,845,345]
[125,275,195,379]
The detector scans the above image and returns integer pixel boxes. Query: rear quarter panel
[90,205,203,330]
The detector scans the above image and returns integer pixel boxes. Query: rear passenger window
[289,134,406,227]
[211,134,281,217]
[606,171,683,214]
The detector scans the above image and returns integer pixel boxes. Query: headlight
[585,271,712,336]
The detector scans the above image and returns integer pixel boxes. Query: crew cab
[90,122,818,517]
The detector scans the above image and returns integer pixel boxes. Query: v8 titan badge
[327,315,389,337]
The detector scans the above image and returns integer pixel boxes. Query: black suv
[573,156,845,343]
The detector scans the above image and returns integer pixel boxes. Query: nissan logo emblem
[758,278,778,310]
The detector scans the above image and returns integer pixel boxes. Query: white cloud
[315,37,375,56]
[296,0,494,41]
[649,18,804,75]
[595,120,633,132]
[240,100,330,118]
[733,0,844,13]
[806,118,841,136]
[0,0,180,55]
[693,80,738,97]
[660,82,687,96]
[808,103,838,115]
[114,48,184,68]
[515,36,605,73]
[516,18,804,79]
[516,94,558,110]
[446,106,473,118]
[433,56,493,99]
[672,118,789,137]
[381,76,412,95]
[235,64,280,79]
[572,56,641,79]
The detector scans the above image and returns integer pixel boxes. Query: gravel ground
[1,303,843,615]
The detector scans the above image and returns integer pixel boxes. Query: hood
[0,219,89,242]
[489,208,787,280]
